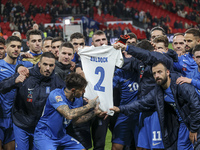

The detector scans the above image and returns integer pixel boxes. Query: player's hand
[154,49,164,54]
[94,103,107,117]
[150,41,156,49]
[94,102,101,115]
[113,43,127,51]
[70,61,76,71]
[176,76,192,85]
[110,106,120,113]
[122,51,132,58]
[15,74,26,83]
[189,131,197,144]
[21,53,34,58]
[87,96,98,108]
[17,66,29,77]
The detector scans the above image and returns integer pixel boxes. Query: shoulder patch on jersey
[55,96,63,102]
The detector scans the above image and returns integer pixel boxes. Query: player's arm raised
[56,96,98,120]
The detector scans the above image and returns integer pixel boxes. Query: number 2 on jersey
[94,66,105,92]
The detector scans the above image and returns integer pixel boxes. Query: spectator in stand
[174,20,179,29]
[177,9,187,18]
[165,15,171,23]
[18,23,24,33]
[33,23,44,39]
[146,9,152,20]
[3,33,8,40]
[178,21,183,29]
[139,9,145,22]
[167,24,172,34]
[171,6,177,14]
[38,5,43,14]
[9,21,17,31]
[123,27,131,36]
[44,3,50,14]
[12,31,21,39]
[153,16,159,25]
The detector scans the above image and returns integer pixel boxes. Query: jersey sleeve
[49,92,68,109]
[22,61,33,68]
[115,50,124,68]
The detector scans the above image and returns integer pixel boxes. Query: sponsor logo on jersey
[27,88,33,102]
[27,94,32,98]
[0,68,8,71]
[90,56,108,63]
[46,87,50,94]
[27,98,32,102]
[55,96,63,102]
[71,138,80,144]
[182,64,187,71]
[153,142,161,146]
[123,78,131,82]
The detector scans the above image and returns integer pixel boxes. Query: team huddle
[0,26,200,150]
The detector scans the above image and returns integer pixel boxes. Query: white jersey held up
[78,45,123,116]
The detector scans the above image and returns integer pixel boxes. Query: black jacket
[0,64,65,130]
[123,46,178,99]
[55,61,74,81]
[119,72,200,149]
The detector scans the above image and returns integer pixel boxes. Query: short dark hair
[40,52,56,61]
[185,28,200,38]
[26,29,42,41]
[70,32,85,41]
[59,42,74,52]
[65,72,88,90]
[6,36,21,45]
[192,44,200,55]
[137,39,154,52]
[92,30,105,37]
[173,33,184,39]
[150,26,166,36]
[0,37,5,45]
[52,37,65,45]
[127,33,137,42]
[152,60,168,70]
[42,36,53,46]
[153,35,169,48]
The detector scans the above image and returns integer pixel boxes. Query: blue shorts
[177,122,193,150]
[112,113,139,146]
[13,123,34,150]
[34,131,85,150]
[0,118,14,145]
[137,111,164,149]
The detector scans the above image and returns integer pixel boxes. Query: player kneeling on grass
[34,73,104,150]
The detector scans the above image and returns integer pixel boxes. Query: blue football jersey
[174,53,197,77]
[187,67,200,98]
[0,59,33,118]
[35,88,83,140]
[113,68,139,105]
